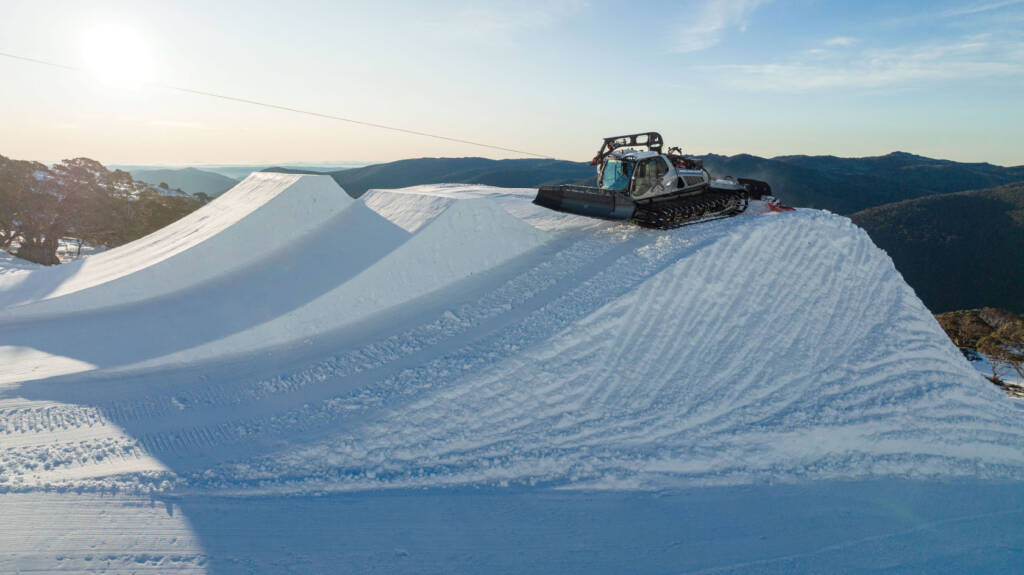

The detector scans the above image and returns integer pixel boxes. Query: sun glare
[81,23,155,87]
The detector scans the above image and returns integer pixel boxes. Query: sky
[1,0,1023,166]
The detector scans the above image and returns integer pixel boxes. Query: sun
[82,23,155,87]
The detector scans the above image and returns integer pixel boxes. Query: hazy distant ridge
[129,167,238,198]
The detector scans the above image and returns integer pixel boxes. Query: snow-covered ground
[2,173,1022,573]
[4,238,103,267]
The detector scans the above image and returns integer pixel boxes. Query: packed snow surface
[2,173,1023,572]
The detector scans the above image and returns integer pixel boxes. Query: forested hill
[267,152,1024,215]
[852,182,1024,314]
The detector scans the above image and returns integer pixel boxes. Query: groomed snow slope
[2,177,1023,572]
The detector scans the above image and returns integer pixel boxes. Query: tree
[0,156,205,265]
[0,155,30,250]
[0,156,65,264]
[48,158,126,253]
[977,320,1024,383]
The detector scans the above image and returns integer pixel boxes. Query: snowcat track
[631,189,748,230]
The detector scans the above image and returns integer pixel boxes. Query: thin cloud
[431,1,589,42]
[674,0,770,53]
[824,36,858,47]
[886,0,1024,25]
[941,0,1024,17]
[707,36,1024,92]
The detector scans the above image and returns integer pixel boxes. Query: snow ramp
[0,173,354,317]
[1,183,1021,490]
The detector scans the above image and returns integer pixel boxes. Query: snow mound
[1,181,1022,498]
[0,173,352,318]
[135,188,554,368]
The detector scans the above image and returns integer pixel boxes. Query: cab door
[631,156,671,200]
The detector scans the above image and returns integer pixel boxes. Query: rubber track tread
[632,190,748,230]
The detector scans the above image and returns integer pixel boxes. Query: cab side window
[632,157,669,198]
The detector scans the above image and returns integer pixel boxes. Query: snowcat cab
[534,132,772,229]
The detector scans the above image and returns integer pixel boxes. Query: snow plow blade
[533,185,636,220]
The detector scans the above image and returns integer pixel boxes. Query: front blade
[533,185,635,220]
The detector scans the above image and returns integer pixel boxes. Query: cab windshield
[599,158,633,191]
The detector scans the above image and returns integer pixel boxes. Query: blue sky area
[1,0,1022,164]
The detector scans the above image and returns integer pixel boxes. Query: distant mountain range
[127,167,238,199]
[265,152,1024,216]
[113,162,370,182]
[851,182,1024,314]
[698,151,1024,214]
[198,162,368,180]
